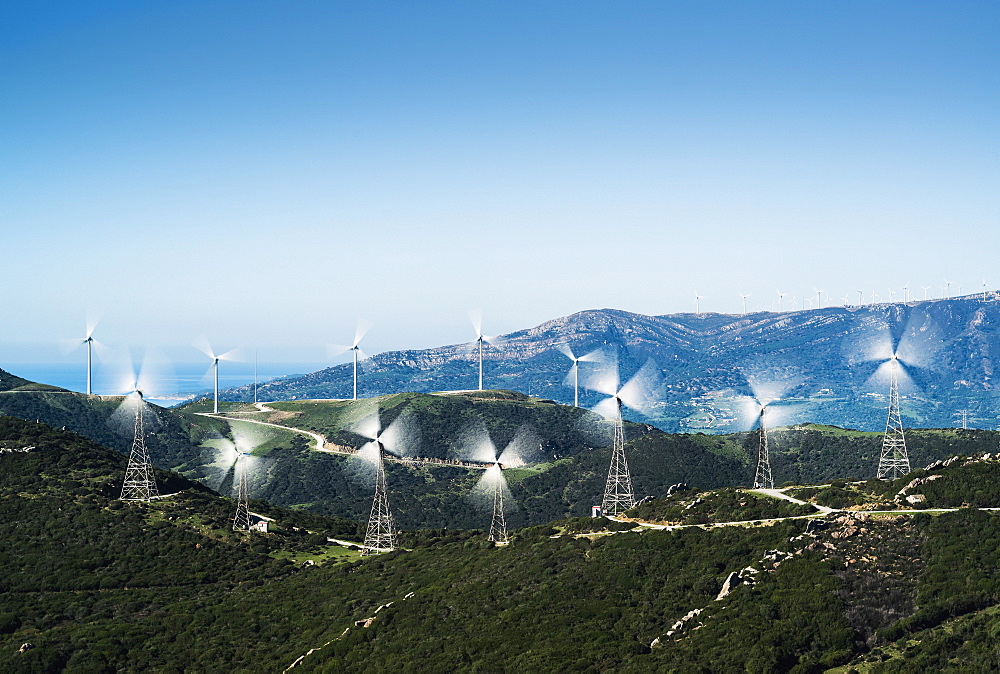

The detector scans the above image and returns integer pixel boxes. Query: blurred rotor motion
[584,354,662,515]
[557,344,604,407]
[195,337,241,414]
[350,407,417,556]
[460,421,542,543]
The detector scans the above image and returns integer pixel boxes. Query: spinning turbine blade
[469,309,484,339]
[895,311,942,369]
[617,358,662,414]
[561,363,578,388]
[353,319,372,348]
[352,410,382,443]
[455,417,499,464]
[583,351,620,398]
[556,343,577,362]
[85,312,101,340]
[592,396,620,420]
[379,410,420,458]
[497,425,540,468]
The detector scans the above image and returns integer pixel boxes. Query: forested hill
[5,415,1000,670]
[220,295,1000,432]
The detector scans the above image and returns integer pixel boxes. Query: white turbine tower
[469,311,502,391]
[587,356,661,515]
[196,339,240,414]
[694,293,702,314]
[330,321,372,401]
[84,322,96,395]
[63,315,108,395]
[741,293,750,316]
[557,344,603,407]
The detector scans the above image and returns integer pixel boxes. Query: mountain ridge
[219,296,1000,432]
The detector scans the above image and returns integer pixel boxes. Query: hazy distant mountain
[222,296,1000,432]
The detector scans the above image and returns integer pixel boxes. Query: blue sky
[2,1,998,372]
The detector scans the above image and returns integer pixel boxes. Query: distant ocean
[0,362,328,407]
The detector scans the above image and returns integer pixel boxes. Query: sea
[0,361,328,408]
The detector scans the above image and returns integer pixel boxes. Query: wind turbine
[84,323,96,395]
[112,350,169,502]
[946,281,953,298]
[735,372,800,490]
[196,339,240,414]
[469,311,502,391]
[694,293,702,314]
[983,279,990,302]
[586,357,661,515]
[64,316,108,395]
[330,321,371,400]
[557,344,603,407]
[777,291,786,312]
[854,314,939,479]
[466,425,539,543]
[740,293,750,316]
[857,289,864,306]
[813,288,823,310]
[921,286,931,301]
[753,404,772,489]
[213,420,269,531]
[352,409,418,556]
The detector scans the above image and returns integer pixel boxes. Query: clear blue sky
[2,1,998,368]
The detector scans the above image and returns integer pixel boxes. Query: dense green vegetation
[627,487,815,525]
[5,414,1000,670]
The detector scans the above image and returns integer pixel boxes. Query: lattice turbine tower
[877,357,910,479]
[362,441,397,556]
[233,453,251,531]
[489,464,508,543]
[602,398,635,515]
[752,407,773,489]
[120,392,159,501]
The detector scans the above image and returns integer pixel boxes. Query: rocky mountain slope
[221,295,1000,432]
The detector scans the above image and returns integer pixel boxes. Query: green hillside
[4,368,1000,532]
[5,416,1000,670]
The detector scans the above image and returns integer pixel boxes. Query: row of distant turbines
[73,313,504,412]
[695,281,995,315]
